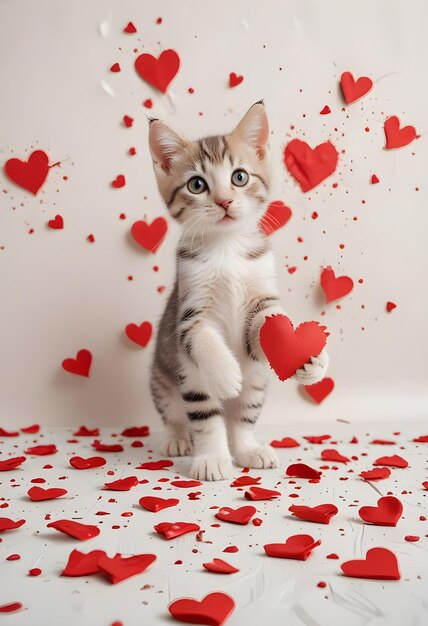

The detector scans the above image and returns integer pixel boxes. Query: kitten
[148,101,329,481]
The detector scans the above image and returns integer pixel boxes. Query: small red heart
[286,463,321,480]
[121,426,150,437]
[413,435,428,443]
[73,426,100,437]
[0,518,26,532]
[21,424,40,434]
[139,496,180,512]
[47,519,100,541]
[104,476,138,491]
[320,105,331,115]
[154,521,200,539]
[47,214,64,229]
[61,549,107,577]
[229,72,244,88]
[370,439,396,445]
[289,504,338,524]
[359,496,403,527]
[202,558,239,574]
[170,480,202,488]
[27,486,67,501]
[135,49,180,93]
[340,71,373,104]
[422,482,428,490]
[320,267,354,302]
[284,139,338,192]
[70,456,106,469]
[260,314,328,381]
[341,547,400,580]
[4,150,50,195]
[264,534,321,560]
[360,467,391,481]
[110,63,121,73]
[384,116,417,149]
[230,475,261,487]
[270,437,300,448]
[0,457,26,471]
[62,349,92,377]
[136,460,173,470]
[168,592,235,626]
[259,200,292,235]
[320,449,349,464]
[215,506,256,525]
[303,377,335,404]
[374,454,408,468]
[123,115,134,127]
[0,602,23,613]
[123,21,137,33]
[244,486,281,501]
[125,322,153,347]
[111,174,125,188]
[25,444,57,456]
[371,174,380,184]
[386,301,397,312]
[304,434,331,444]
[131,217,168,253]
[97,553,156,584]
[92,440,123,452]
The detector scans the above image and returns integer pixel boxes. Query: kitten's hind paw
[190,456,234,481]
[160,437,192,457]
[234,445,279,470]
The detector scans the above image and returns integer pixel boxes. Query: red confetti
[70,456,106,469]
[27,486,67,501]
[47,214,64,229]
[121,426,150,437]
[386,301,397,312]
[123,22,137,33]
[110,63,121,73]
[360,467,391,481]
[143,98,153,108]
[170,480,202,488]
[264,534,321,560]
[303,377,334,403]
[25,444,57,456]
[320,105,331,115]
[230,475,261,487]
[371,174,380,184]
[215,506,256,525]
[229,72,244,88]
[154,521,200,539]
[125,322,153,347]
[405,535,420,542]
[61,549,107,577]
[47,519,100,541]
[320,266,354,302]
[168,592,235,626]
[341,547,400,580]
[286,463,321,480]
[244,486,281,501]
[374,455,408,468]
[289,504,338,524]
[74,426,100,437]
[21,424,40,434]
[202,558,239,574]
[0,457,26,471]
[0,602,23,613]
[136,460,173,470]
[104,476,138,491]
[98,553,156,584]
[123,115,134,127]
[0,518,26,532]
[111,174,125,188]
[139,496,179,512]
[92,440,123,453]
[270,437,300,448]
[320,449,349,464]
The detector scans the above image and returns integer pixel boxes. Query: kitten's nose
[215,198,233,210]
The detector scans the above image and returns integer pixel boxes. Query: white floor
[0,419,427,626]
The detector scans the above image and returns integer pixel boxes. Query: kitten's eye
[231,169,249,187]
[187,176,207,194]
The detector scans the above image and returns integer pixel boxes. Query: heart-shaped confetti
[320,267,354,302]
[98,553,156,584]
[61,549,107,577]
[27,486,67,501]
[139,496,180,512]
[320,449,350,464]
[103,476,138,491]
[134,49,180,93]
[244,486,281,500]
[304,435,331,444]
[47,519,100,540]
[340,71,373,104]
[25,444,57,456]
[358,496,403,527]
[360,467,391,481]
[0,518,26,532]
[74,426,100,437]
[92,440,123,452]
[286,463,321,480]
[284,139,338,192]
[384,116,417,149]
[124,21,137,33]
[264,534,321,560]
[270,437,299,448]
[62,349,92,377]
[121,426,150,437]
[125,322,153,347]
[202,558,239,574]
[230,475,261,487]
[0,602,23,613]
[215,506,256,525]
[154,521,200,539]
[170,480,202,488]
[111,174,125,188]
[0,427,19,436]
[0,457,26,471]
[131,217,168,253]
[289,504,338,524]
[303,377,335,403]
[136,460,173,470]
[229,72,244,88]
[4,150,50,195]
[168,592,235,626]
[48,214,64,230]
[70,456,106,469]
[259,200,292,235]
[374,455,408,468]
[341,547,400,580]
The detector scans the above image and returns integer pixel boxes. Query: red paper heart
[47,519,100,540]
[135,49,180,93]
[61,549,107,577]
[136,460,173,470]
[70,456,106,469]
[229,72,244,88]
[260,314,328,381]
[0,457,26,471]
[97,553,156,584]
[230,475,261,487]
[284,139,338,192]
[25,444,57,456]
[286,463,321,480]
[374,455,408,468]
[125,322,153,347]
[169,592,235,626]
[340,71,373,104]
[92,440,123,452]
[259,200,292,235]
[341,547,400,580]
[358,496,403,527]
[270,437,300,448]
[413,435,428,443]
[170,480,202,488]
[304,434,331,444]
[0,427,19,436]
[303,377,335,403]
[0,518,26,532]
[4,150,50,195]
[289,504,338,524]
[244,486,281,500]
[359,467,391,481]
[154,521,200,539]
[384,116,417,149]
[27,486,67,501]
[0,602,23,613]
[131,217,168,253]
[320,267,354,302]
[104,476,138,491]
[62,349,92,377]
[139,496,180,512]
[111,174,125,188]
[320,449,350,464]
[121,426,150,437]
[74,426,100,437]
[48,214,64,229]
[215,506,256,525]
[203,558,239,574]
[21,424,40,434]
[264,534,321,560]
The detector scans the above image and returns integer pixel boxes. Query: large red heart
[270,437,299,448]
[27,486,67,501]
[0,518,26,532]
[286,463,321,480]
[97,553,156,584]
[0,457,26,471]
[69,456,106,469]
[374,455,408,468]
[25,444,57,455]
[384,116,417,149]
[125,322,153,347]
[360,467,391,481]
[303,377,335,404]
[47,519,100,540]
[340,71,373,104]
[358,496,403,527]
[284,139,338,192]
[61,549,107,577]
[62,349,92,377]
[168,592,235,626]
[154,521,200,539]
[103,476,138,491]
[259,200,292,235]
[4,150,50,195]
[139,496,180,512]
[260,314,328,381]
[131,217,168,253]
[341,547,400,580]
[215,506,256,525]
[244,486,281,500]
[134,49,180,93]
[202,558,239,574]
[289,504,338,524]
[264,534,321,560]
[320,449,349,464]
[320,267,354,302]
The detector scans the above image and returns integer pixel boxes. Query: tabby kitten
[148,101,329,481]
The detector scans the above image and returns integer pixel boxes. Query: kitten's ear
[231,101,269,158]
[148,119,188,173]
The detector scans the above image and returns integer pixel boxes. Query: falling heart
[303,377,335,404]
[289,504,338,524]
[284,139,338,192]
[61,349,92,377]
[259,200,292,236]
[139,496,180,512]
[168,592,235,626]
[27,486,67,501]
[202,558,239,574]
[131,217,168,253]
[69,456,106,469]
[47,519,100,540]
[264,534,321,560]
[154,521,200,539]
[384,116,417,149]
[260,314,328,381]
[340,71,373,104]
[358,496,403,527]
[97,553,156,584]
[341,547,400,580]
[4,150,50,195]
[320,267,354,302]
[134,49,180,93]
[125,322,153,347]
[215,506,256,525]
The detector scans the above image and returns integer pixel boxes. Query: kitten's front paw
[234,445,279,469]
[160,437,192,457]
[190,455,234,481]
[204,351,242,402]
[295,348,329,386]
